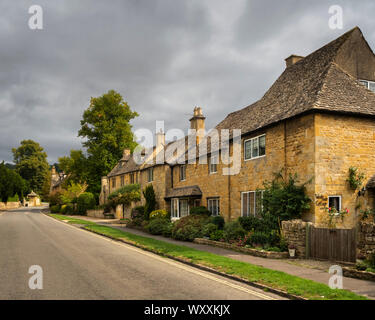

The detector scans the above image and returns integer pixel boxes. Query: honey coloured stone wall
[281,219,311,258]
[358,221,375,259]
[314,114,375,228]
[228,114,315,221]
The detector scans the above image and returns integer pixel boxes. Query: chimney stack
[285,55,304,68]
[190,107,205,144]
[156,129,165,150]
[122,149,131,159]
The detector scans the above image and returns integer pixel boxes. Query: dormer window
[359,79,375,93]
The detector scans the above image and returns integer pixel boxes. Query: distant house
[50,165,67,193]
[101,27,375,228]
[26,191,40,207]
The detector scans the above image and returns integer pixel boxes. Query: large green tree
[12,140,50,194]
[61,90,138,199]
[0,162,29,203]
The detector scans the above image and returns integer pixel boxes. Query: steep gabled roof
[216,27,375,135]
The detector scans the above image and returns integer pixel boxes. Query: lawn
[81,223,367,300]
[48,214,97,226]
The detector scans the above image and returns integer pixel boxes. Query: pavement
[71,215,375,299]
[0,207,284,300]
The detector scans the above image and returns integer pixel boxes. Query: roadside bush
[162,222,174,238]
[172,215,209,241]
[202,223,218,237]
[77,192,96,215]
[238,216,274,233]
[250,231,270,246]
[60,204,74,215]
[209,216,225,230]
[223,221,246,241]
[210,230,224,241]
[50,205,60,213]
[49,191,63,207]
[369,253,375,269]
[190,206,211,216]
[147,217,170,235]
[131,206,145,219]
[149,209,169,220]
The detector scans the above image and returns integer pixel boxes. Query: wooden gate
[308,227,357,263]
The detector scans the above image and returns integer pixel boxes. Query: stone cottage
[101,27,375,228]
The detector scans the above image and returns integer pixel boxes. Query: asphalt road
[0,207,284,300]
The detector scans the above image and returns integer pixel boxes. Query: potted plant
[288,244,296,258]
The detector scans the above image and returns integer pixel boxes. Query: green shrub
[209,216,225,230]
[172,215,209,241]
[162,222,174,238]
[147,217,170,235]
[49,191,63,207]
[50,205,60,213]
[190,206,211,216]
[238,216,274,233]
[77,192,96,215]
[60,204,74,215]
[149,209,169,220]
[210,230,224,241]
[131,206,145,219]
[202,223,218,237]
[143,185,156,220]
[369,253,375,269]
[223,221,246,241]
[250,231,270,246]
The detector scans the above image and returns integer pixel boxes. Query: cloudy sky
[1,0,375,164]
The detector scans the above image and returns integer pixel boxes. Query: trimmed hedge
[77,192,96,215]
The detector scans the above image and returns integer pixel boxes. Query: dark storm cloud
[0,0,374,163]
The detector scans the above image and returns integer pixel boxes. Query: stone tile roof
[215,27,375,136]
[165,185,202,199]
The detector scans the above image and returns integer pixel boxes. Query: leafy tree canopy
[0,162,30,203]
[60,90,139,200]
[12,140,49,194]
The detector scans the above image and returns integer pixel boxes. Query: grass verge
[48,214,97,226]
[78,223,367,300]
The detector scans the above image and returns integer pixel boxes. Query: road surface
[0,207,283,300]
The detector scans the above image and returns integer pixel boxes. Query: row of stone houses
[100,27,375,228]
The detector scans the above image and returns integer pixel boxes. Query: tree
[143,184,156,220]
[58,149,88,185]
[12,140,50,194]
[77,90,138,197]
[0,162,29,203]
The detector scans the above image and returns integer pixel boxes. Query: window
[112,178,116,189]
[194,199,201,207]
[147,168,153,182]
[120,176,125,187]
[207,198,220,216]
[130,173,135,184]
[241,191,264,217]
[328,196,341,212]
[244,135,266,161]
[180,165,186,181]
[209,155,218,174]
[171,198,189,219]
[359,79,375,93]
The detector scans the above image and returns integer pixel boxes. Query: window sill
[244,155,266,162]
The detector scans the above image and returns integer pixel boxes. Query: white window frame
[244,134,266,161]
[209,154,218,174]
[328,196,342,212]
[241,190,264,217]
[207,198,220,216]
[359,79,375,92]
[171,198,189,220]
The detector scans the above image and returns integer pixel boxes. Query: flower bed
[343,267,375,282]
[194,238,289,259]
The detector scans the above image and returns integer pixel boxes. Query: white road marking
[43,213,277,300]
